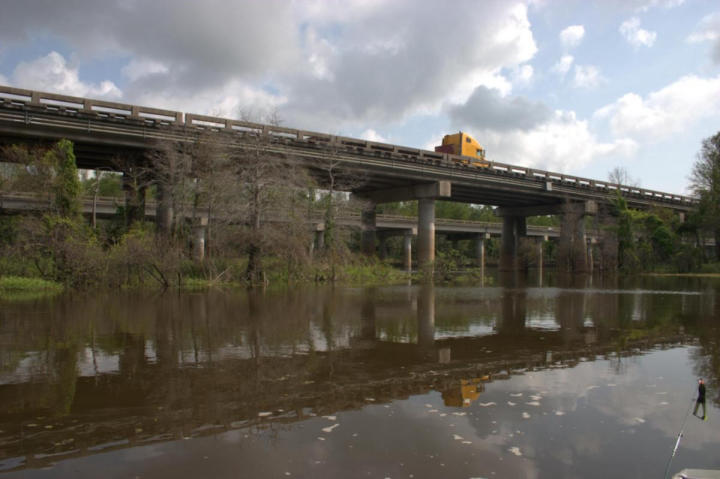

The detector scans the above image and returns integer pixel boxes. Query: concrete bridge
[0,86,696,271]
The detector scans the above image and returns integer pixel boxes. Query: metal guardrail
[0,85,697,207]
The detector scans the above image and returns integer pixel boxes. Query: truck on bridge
[435,131,490,168]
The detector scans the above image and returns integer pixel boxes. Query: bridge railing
[0,85,697,207]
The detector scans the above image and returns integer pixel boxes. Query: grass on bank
[0,276,64,301]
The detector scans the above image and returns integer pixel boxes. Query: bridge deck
[0,85,695,212]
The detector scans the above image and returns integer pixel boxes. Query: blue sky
[1,0,719,195]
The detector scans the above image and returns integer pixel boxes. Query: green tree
[690,131,720,260]
[51,139,82,220]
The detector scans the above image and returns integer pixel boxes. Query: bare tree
[315,143,368,281]
[230,111,315,284]
[608,166,640,188]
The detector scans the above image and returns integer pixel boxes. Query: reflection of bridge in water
[0,284,695,472]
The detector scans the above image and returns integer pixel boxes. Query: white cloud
[619,17,657,48]
[560,25,585,48]
[361,129,389,143]
[11,51,121,99]
[687,12,720,64]
[475,110,636,172]
[573,65,603,88]
[512,64,534,87]
[130,80,286,120]
[594,74,720,139]
[0,73,7,86]
[634,0,685,13]
[121,59,169,81]
[552,55,574,76]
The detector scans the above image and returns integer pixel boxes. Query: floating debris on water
[453,434,464,440]
[555,411,565,416]
[452,412,466,416]
[510,393,523,397]
[258,412,272,417]
[526,401,540,407]
[633,417,645,424]
[530,395,542,401]
[317,437,325,441]
[478,402,496,407]
[322,416,336,421]
[507,401,516,406]
[509,447,522,456]
[522,412,531,419]
[322,424,339,433]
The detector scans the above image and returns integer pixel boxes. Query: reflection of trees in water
[690,286,720,405]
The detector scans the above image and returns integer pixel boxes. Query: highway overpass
[0,86,696,272]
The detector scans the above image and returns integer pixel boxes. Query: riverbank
[0,275,64,300]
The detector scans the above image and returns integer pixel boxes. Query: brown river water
[1,273,720,478]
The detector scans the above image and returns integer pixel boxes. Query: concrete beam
[356,181,451,204]
[497,200,597,218]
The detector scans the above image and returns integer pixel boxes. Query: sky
[1,0,719,195]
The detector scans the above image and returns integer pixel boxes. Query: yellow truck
[434,131,490,167]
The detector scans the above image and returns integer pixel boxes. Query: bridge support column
[475,234,487,272]
[315,228,325,251]
[192,216,208,261]
[418,198,436,273]
[360,202,377,256]
[354,181,450,270]
[500,215,526,272]
[537,236,545,272]
[403,231,413,272]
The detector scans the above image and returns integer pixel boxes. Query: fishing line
[663,393,697,479]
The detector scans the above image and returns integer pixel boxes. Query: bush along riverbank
[0,276,63,301]
[2,134,720,292]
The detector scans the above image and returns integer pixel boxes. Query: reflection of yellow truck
[434,131,489,167]
[442,378,487,407]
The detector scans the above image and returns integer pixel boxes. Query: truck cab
[434,132,488,167]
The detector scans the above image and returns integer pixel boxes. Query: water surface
[1,274,719,478]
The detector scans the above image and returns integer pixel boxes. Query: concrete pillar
[500,215,526,271]
[587,238,594,273]
[475,235,486,270]
[403,231,413,273]
[360,202,377,255]
[192,216,208,261]
[537,236,544,272]
[417,198,436,272]
[156,181,173,236]
[315,229,325,251]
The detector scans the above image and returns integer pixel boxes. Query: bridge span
[0,86,696,272]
